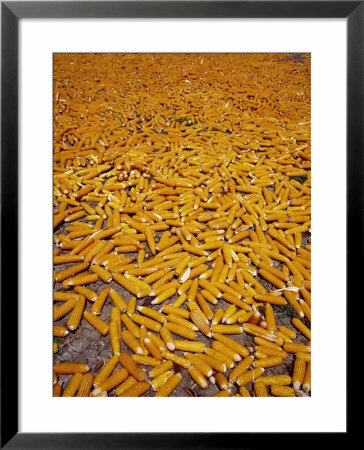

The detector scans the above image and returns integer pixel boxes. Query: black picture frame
[1,1,356,448]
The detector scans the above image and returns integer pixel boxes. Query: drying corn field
[53,53,311,398]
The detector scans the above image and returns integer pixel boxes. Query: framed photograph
[1,0,356,447]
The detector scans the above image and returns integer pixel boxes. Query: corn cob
[54,362,90,374]
[149,360,174,379]
[120,330,144,355]
[93,355,119,388]
[115,376,138,396]
[270,385,296,397]
[76,373,95,397]
[155,373,182,397]
[118,381,151,397]
[119,352,147,381]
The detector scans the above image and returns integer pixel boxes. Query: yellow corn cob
[54,362,90,374]
[199,279,222,298]
[109,289,128,312]
[120,330,144,355]
[55,261,90,283]
[159,326,175,351]
[184,353,213,377]
[212,308,224,326]
[189,309,211,337]
[188,366,208,389]
[91,287,111,315]
[161,350,192,370]
[255,351,268,359]
[205,347,234,370]
[67,295,86,331]
[144,337,163,360]
[237,367,265,386]
[211,324,242,335]
[270,385,296,397]
[74,286,98,302]
[54,254,84,265]
[63,272,99,289]
[258,374,292,386]
[147,332,167,351]
[137,306,166,324]
[284,290,304,318]
[177,279,192,295]
[264,304,276,332]
[258,269,285,289]
[149,360,174,379]
[196,293,213,320]
[121,314,140,338]
[53,383,62,397]
[214,373,230,391]
[115,376,138,396]
[131,355,161,367]
[125,273,150,291]
[239,386,251,397]
[76,373,95,397]
[119,352,147,381]
[299,300,311,322]
[200,289,218,305]
[248,310,262,326]
[162,304,190,319]
[213,390,230,397]
[90,264,112,283]
[113,273,141,296]
[138,325,149,355]
[253,292,286,306]
[278,325,297,340]
[109,321,121,355]
[292,357,307,390]
[228,355,254,383]
[222,304,236,323]
[303,361,311,393]
[92,368,129,395]
[173,292,188,307]
[93,355,119,388]
[242,323,277,342]
[151,286,177,305]
[53,326,69,337]
[199,353,227,373]
[53,298,77,321]
[255,346,287,359]
[151,370,174,391]
[131,313,162,333]
[155,373,182,397]
[145,226,156,255]
[291,317,311,340]
[173,340,206,353]
[283,342,311,353]
[212,341,241,362]
[83,311,109,336]
[254,381,268,397]
[62,373,83,397]
[165,322,197,340]
[253,356,283,368]
[296,352,311,363]
[212,333,249,358]
[118,381,151,397]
